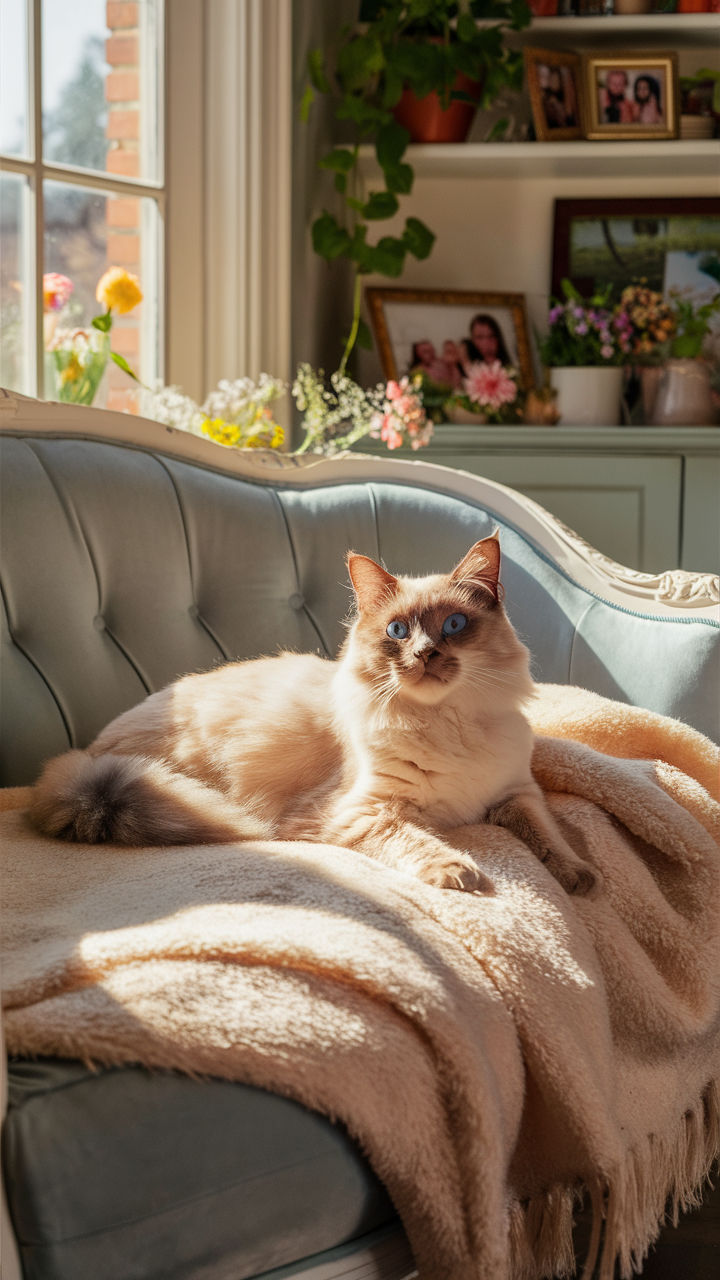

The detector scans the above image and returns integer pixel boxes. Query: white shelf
[518,13,720,47]
[358,138,719,180]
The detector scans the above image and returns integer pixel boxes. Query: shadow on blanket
[2,685,719,1280]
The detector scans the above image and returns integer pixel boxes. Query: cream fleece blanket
[2,684,719,1280]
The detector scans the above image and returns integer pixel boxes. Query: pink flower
[43,272,74,312]
[463,361,517,410]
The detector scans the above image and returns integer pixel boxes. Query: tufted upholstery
[1,430,718,790]
[2,401,719,1280]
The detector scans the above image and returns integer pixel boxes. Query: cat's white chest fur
[333,665,535,827]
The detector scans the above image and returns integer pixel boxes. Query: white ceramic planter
[550,366,624,426]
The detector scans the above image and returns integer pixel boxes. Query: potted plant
[303,1,530,374]
[538,280,634,426]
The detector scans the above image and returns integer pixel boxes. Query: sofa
[1,387,719,1280]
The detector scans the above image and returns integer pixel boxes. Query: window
[0,0,164,412]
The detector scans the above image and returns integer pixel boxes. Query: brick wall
[105,0,142,412]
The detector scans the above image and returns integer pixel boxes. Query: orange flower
[95,267,143,314]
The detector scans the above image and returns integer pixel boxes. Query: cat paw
[420,853,495,894]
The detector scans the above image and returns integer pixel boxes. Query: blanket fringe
[510,1079,719,1280]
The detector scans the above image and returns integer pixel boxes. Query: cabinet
[355,426,720,575]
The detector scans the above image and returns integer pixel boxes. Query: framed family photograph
[582,52,679,141]
[365,288,534,390]
[524,46,583,141]
[551,197,720,300]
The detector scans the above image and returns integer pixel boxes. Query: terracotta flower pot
[392,69,483,144]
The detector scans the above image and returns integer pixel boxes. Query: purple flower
[548,305,564,325]
[573,306,585,320]
[600,344,613,360]
[575,322,588,336]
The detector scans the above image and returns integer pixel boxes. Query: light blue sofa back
[1,432,718,786]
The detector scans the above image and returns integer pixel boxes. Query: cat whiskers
[370,672,399,714]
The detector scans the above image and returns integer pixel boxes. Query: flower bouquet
[446,360,523,425]
[44,268,142,405]
[149,376,286,450]
[539,280,633,370]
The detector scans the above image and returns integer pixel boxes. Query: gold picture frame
[582,51,679,141]
[365,288,534,390]
[524,46,583,142]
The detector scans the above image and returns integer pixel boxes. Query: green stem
[338,272,362,378]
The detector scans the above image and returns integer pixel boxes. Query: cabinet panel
[425,452,681,574]
[682,456,720,574]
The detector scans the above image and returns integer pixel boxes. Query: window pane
[42,0,162,183]
[0,171,32,393]
[1,0,30,157]
[44,179,161,412]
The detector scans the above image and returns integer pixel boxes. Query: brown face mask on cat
[346,537,506,706]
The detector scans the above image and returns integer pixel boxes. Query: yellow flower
[95,267,143,315]
[60,354,82,385]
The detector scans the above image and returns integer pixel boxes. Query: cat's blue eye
[386,620,408,640]
[442,613,467,636]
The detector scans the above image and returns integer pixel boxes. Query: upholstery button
[288,592,305,611]
[93,615,106,632]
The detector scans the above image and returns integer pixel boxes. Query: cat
[30,536,597,896]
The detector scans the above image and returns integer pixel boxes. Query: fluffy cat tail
[29,750,272,847]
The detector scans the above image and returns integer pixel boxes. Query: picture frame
[551,197,720,300]
[581,51,679,141]
[524,46,583,142]
[365,288,534,390]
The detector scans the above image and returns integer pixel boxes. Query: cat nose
[416,645,440,664]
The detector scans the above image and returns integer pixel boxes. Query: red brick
[107,197,140,228]
[107,387,140,414]
[109,326,140,357]
[107,109,139,141]
[106,232,140,266]
[107,2,139,28]
[105,70,140,102]
[105,33,138,66]
[106,146,139,177]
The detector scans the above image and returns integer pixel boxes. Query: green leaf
[487,116,510,141]
[403,216,435,260]
[91,311,112,332]
[368,236,407,278]
[307,48,331,94]
[362,190,399,220]
[456,12,478,43]
[312,212,352,261]
[336,34,384,94]
[383,160,413,195]
[345,196,365,212]
[375,119,409,169]
[299,83,314,124]
[318,147,356,174]
[110,351,140,381]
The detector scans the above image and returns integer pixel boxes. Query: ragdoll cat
[30,536,596,896]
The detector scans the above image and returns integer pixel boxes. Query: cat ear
[347,553,398,612]
[450,534,501,603]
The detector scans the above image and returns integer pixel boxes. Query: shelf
[515,13,720,48]
[355,424,720,455]
[358,138,719,180]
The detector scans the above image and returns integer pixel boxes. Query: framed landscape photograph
[365,288,534,390]
[524,46,583,142]
[582,51,679,141]
[551,197,720,300]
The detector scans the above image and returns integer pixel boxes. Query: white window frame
[0,0,173,399]
[1,0,293,408]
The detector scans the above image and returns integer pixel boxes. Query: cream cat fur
[30,537,596,895]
